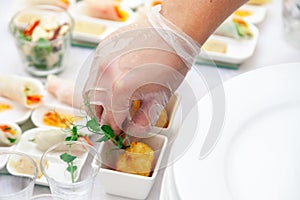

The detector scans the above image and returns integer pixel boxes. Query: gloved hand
[82,6,200,137]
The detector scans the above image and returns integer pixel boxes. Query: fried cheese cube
[116,141,155,177]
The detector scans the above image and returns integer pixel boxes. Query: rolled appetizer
[214,17,253,39]
[34,128,69,152]
[83,0,129,22]
[45,75,82,108]
[45,75,74,106]
[0,74,43,108]
[0,123,22,146]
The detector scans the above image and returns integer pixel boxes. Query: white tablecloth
[0,0,299,199]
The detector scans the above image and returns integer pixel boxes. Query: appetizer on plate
[33,128,69,151]
[45,75,79,108]
[233,4,267,24]
[0,97,32,124]
[198,22,259,64]
[0,74,43,108]
[42,110,82,128]
[69,0,137,44]
[78,0,129,22]
[202,39,228,54]
[0,123,22,147]
[31,104,86,130]
[214,17,253,39]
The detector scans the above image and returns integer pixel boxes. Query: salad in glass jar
[10,5,74,76]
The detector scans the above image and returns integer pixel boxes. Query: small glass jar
[9,5,74,76]
[282,0,300,48]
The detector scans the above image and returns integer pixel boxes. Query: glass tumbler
[282,0,300,48]
[40,141,101,200]
[0,151,38,200]
[9,5,74,76]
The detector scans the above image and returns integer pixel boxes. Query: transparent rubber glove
[83,6,200,137]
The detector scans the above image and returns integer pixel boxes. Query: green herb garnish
[8,138,17,144]
[60,123,79,183]
[60,152,77,183]
[19,31,31,41]
[84,96,130,149]
[58,95,131,183]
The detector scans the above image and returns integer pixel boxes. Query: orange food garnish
[60,0,70,6]
[0,125,16,135]
[80,135,93,146]
[234,9,253,18]
[233,18,248,27]
[42,111,77,128]
[26,95,42,105]
[114,5,129,22]
[23,20,40,37]
[24,86,42,106]
[0,103,12,112]
[151,0,163,6]
[132,100,141,113]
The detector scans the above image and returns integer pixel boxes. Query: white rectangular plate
[198,24,259,65]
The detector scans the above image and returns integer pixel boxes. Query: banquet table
[0,0,300,199]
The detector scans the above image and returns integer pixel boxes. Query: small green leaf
[72,126,78,134]
[65,136,72,141]
[101,125,115,138]
[60,153,76,163]
[96,136,110,143]
[8,138,17,144]
[86,118,102,132]
[67,165,77,173]
[19,31,31,41]
[115,135,123,143]
[115,135,125,149]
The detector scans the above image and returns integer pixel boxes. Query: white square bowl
[98,134,168,199]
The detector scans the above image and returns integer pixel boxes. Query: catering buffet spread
[1,0,300,199]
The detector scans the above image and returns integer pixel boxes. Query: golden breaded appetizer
[116,141,155,177]
[131,100,169,128]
